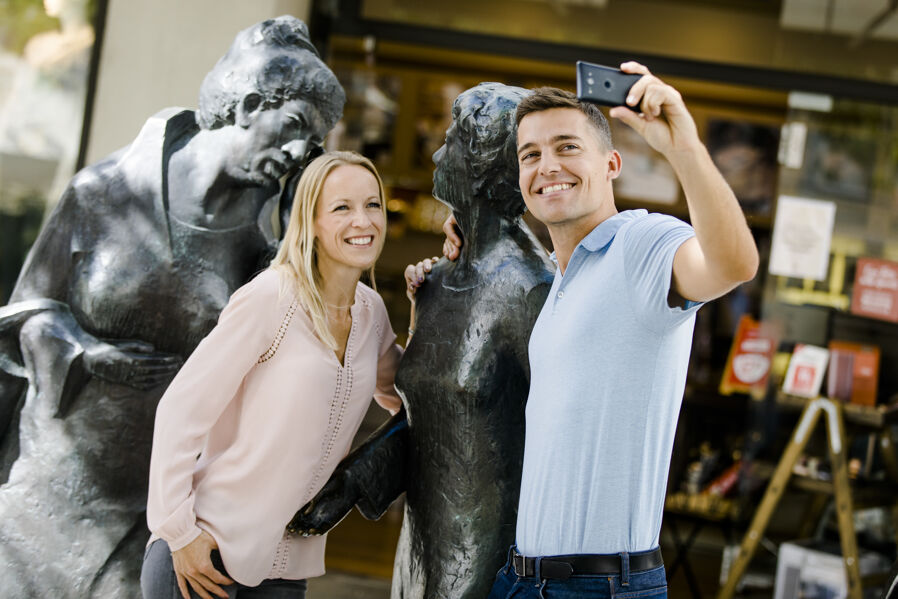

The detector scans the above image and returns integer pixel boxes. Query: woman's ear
[235,93,263,128]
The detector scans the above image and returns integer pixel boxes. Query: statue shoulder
[486,244,554,294]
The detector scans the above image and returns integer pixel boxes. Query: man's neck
[548,204,618,274]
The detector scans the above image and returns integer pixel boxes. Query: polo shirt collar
[548,209,647,263]
[580,209,646,252]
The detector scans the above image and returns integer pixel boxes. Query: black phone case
[576,61,641,108]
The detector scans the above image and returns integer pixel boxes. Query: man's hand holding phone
[577,61,701,157]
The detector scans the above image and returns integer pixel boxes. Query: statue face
[431,122,466,209]
[235,98,329,186]
[313,165,386,274]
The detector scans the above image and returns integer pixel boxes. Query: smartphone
[576,61,641,108]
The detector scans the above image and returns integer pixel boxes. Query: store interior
[3,0,898,597]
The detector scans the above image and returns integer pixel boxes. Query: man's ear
[235,93,263,128]
[607,150,623,181]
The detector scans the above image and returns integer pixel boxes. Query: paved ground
[307,571,391,599]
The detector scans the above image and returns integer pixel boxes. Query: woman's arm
[146,273,281,595]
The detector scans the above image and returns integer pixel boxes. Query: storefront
[2,1,897,596]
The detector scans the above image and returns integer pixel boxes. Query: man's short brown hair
[515,87,613,151]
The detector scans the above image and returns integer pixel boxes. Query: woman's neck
[317,258,363,309]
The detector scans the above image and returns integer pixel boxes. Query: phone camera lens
[604,80,613,90]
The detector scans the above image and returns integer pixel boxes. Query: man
[436,63,758,597]
[287,83,554,599]
[0,16,343,598]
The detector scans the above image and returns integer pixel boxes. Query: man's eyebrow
[517,134,583,154]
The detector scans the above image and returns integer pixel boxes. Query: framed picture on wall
[610,119,680,206]
[707,118,780,217]
[797,126,875,204]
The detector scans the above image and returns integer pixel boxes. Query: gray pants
[141,539,307,599]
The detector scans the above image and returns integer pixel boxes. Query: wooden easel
[717,396,862,599]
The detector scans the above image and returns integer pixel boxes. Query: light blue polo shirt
[515,209,702,557]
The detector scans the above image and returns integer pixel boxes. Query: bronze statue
[0,16,344,598]
[289,82,553,598]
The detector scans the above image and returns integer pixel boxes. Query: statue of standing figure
[289,82,553,598]
[0,16,344,598]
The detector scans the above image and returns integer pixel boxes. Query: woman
[141,151,402,599]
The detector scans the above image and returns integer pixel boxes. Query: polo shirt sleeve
[621,213,703,331]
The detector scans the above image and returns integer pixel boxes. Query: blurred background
[3,0,898,596]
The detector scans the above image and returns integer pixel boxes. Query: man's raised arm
[609,61,759,303]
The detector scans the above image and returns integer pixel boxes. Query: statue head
[196,16,346,185]
[432,82,527,220]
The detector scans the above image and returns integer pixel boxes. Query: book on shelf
[720,315,778,397]
[850,257,898,323]
[782,344,829,398]
[826,340,880,406]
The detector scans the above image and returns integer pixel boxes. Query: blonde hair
[271,151,386,350]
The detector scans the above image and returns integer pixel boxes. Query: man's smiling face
[516,107,620,231]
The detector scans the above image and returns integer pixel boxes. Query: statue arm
[287,407,408,535]
[10,181,182,418]
[11,301,181,419]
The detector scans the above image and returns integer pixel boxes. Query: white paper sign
[768,195,836,281]
[782,344,830,399]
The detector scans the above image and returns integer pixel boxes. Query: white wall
[85,0,310,163]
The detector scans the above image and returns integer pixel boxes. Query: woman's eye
[561,144,578,151]
[520,152,538,162]
[332,205,348,211]
[367,202,382,209]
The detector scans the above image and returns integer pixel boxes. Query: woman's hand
[171,530,234,599]
[404,256,441,303]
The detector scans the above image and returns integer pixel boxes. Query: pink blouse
[146,268,402,586]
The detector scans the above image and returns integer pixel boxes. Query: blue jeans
[487,546,667,598]
[141,539,307,598]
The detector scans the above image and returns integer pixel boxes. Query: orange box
[827,340,880,406]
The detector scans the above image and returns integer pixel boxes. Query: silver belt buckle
[514,553,530,577]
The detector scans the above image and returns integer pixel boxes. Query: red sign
[851,258,898,323]
[720,315,777,397]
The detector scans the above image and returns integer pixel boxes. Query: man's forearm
[668,142,759,286]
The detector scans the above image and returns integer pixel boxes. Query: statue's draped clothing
[0,108,272,597]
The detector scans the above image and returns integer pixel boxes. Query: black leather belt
[513,548,663,580]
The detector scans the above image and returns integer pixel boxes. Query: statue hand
[404,256,440,303]
[286,467,358,536]
[83,340,183,390]
[441,214,463,261]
